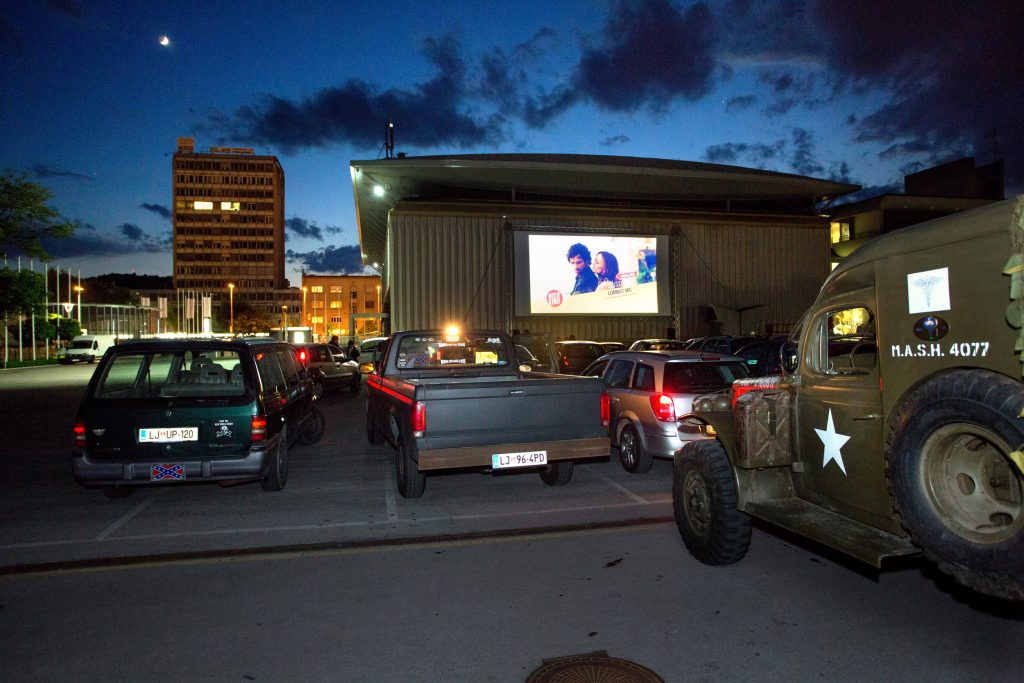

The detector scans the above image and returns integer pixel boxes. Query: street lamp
[228,283,235,334]
[301,286,308,335]
[73,286,84,324]
[282,305,289,329]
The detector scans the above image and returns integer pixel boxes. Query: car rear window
[96,349,246,398]
[662,362,749,393]
[395,334,510,370]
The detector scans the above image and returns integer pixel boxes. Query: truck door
[794,301,894,529]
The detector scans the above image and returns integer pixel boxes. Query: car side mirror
[780,341,799,374]
[359,362,376,375]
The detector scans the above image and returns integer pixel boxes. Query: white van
[60,334,117,364]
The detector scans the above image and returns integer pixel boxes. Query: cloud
[703,128,832,178]
[287,244,364,274]
[812,0,1024,191]
[725,95,756,113]
[46,0,86,20]
[139,203,171,220]
[202,33,499,153]
[704,140,785,167]
[285,216,345,241]
[601,135,631,147]
[40,220,169,258]
[31,163,91,181]
[575,0,718,113]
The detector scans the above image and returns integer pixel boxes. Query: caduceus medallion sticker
[907,267,951,314]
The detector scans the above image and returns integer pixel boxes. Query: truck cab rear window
[395,335,510,370]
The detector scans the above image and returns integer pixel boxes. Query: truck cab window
[814,306,876,375]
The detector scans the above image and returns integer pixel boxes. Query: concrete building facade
[172,137,296,319]
[299,273,383,341]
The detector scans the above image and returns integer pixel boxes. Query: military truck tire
[298,408,325,446]
[396,438,426,498]
[539,460,574,486]
[619,424,653,474]
[366,411,385,445]
[261,425,288,492]
[888,370,1024,600]
[673,439,752,565]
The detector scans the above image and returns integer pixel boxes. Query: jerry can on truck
[673,196,1024,601]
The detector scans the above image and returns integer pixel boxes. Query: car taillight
[649,393,676,422]
[412,401,426,434]
[74,421,86,449]
[251,415,267,442]
[298,349,307,363]
[600,391,610,427]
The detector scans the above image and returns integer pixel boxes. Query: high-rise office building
[172,137,291,315]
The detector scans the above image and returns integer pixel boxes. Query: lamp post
[301,286,308,336]
[73,286,84,324]
[227,283,235,334]
[282,305,289,329]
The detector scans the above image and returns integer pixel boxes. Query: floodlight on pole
[228,283,235,334]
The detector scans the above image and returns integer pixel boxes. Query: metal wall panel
[388,208,829,343]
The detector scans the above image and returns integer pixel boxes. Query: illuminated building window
[220,201,240,211]
[830,221,850,244]
[330,286,342,293]
[329,301,342,309]
[311,286,323,293]
[194,201,213,210]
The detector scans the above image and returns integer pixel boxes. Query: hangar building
[350,154,857,342]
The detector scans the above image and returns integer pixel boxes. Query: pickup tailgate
[414,374,608,468]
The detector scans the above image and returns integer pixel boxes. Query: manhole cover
[525,651,663,683]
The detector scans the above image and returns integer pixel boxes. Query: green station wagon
[72,337,324,497]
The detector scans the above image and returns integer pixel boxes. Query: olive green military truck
[673,196,1024,600]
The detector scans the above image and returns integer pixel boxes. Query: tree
[0,267,47,318]
[0,171,75,260]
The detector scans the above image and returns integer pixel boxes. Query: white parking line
[95,488,166,540]
[0,499,671,550]
[383,457,398,521]
[593,471,649,505]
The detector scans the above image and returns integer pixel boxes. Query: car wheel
[367,410,385,445]
[350,372,360,394]
[261,424,288,492]
[619,424,653,474]
[87,356,95,364]
[298,408,325,446]
[888,370,1024,600]
[102,486,134,499]
[539,460,574,486]
[395,437,426,498]
[673,439,751,565]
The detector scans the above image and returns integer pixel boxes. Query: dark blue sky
[2,0,1021,278]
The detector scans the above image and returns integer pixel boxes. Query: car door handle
[854,413,880,420]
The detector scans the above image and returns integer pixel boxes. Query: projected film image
[527,234,658,314]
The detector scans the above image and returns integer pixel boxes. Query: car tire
[102,486,134,499]
[673,439,752,565]
[87,356,95,364]
[618,424,653,474]
[367,410,385,445]
[888,369,1024,600]
[261,424,288,492]
[298,408,325,446]
[395,437,426,498]
[539,460,574,486]
[350,372,360,394]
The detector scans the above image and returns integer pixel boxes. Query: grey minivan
[581,350,748,473]
[72,337,324,497]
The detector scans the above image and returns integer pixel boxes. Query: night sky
[2,0,1021,278]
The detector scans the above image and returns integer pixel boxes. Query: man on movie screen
[567,242,598,295]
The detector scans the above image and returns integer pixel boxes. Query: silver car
[295,343,360,394]
[581,350,749,473]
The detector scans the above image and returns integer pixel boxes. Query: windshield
[662,362,749,393]
[394,333,511,370]
[96,349,247,398]
[71,340,94,349]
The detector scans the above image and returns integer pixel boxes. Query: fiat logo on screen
[546,290,563,307]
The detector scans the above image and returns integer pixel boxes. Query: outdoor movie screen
[513,232,667,316]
